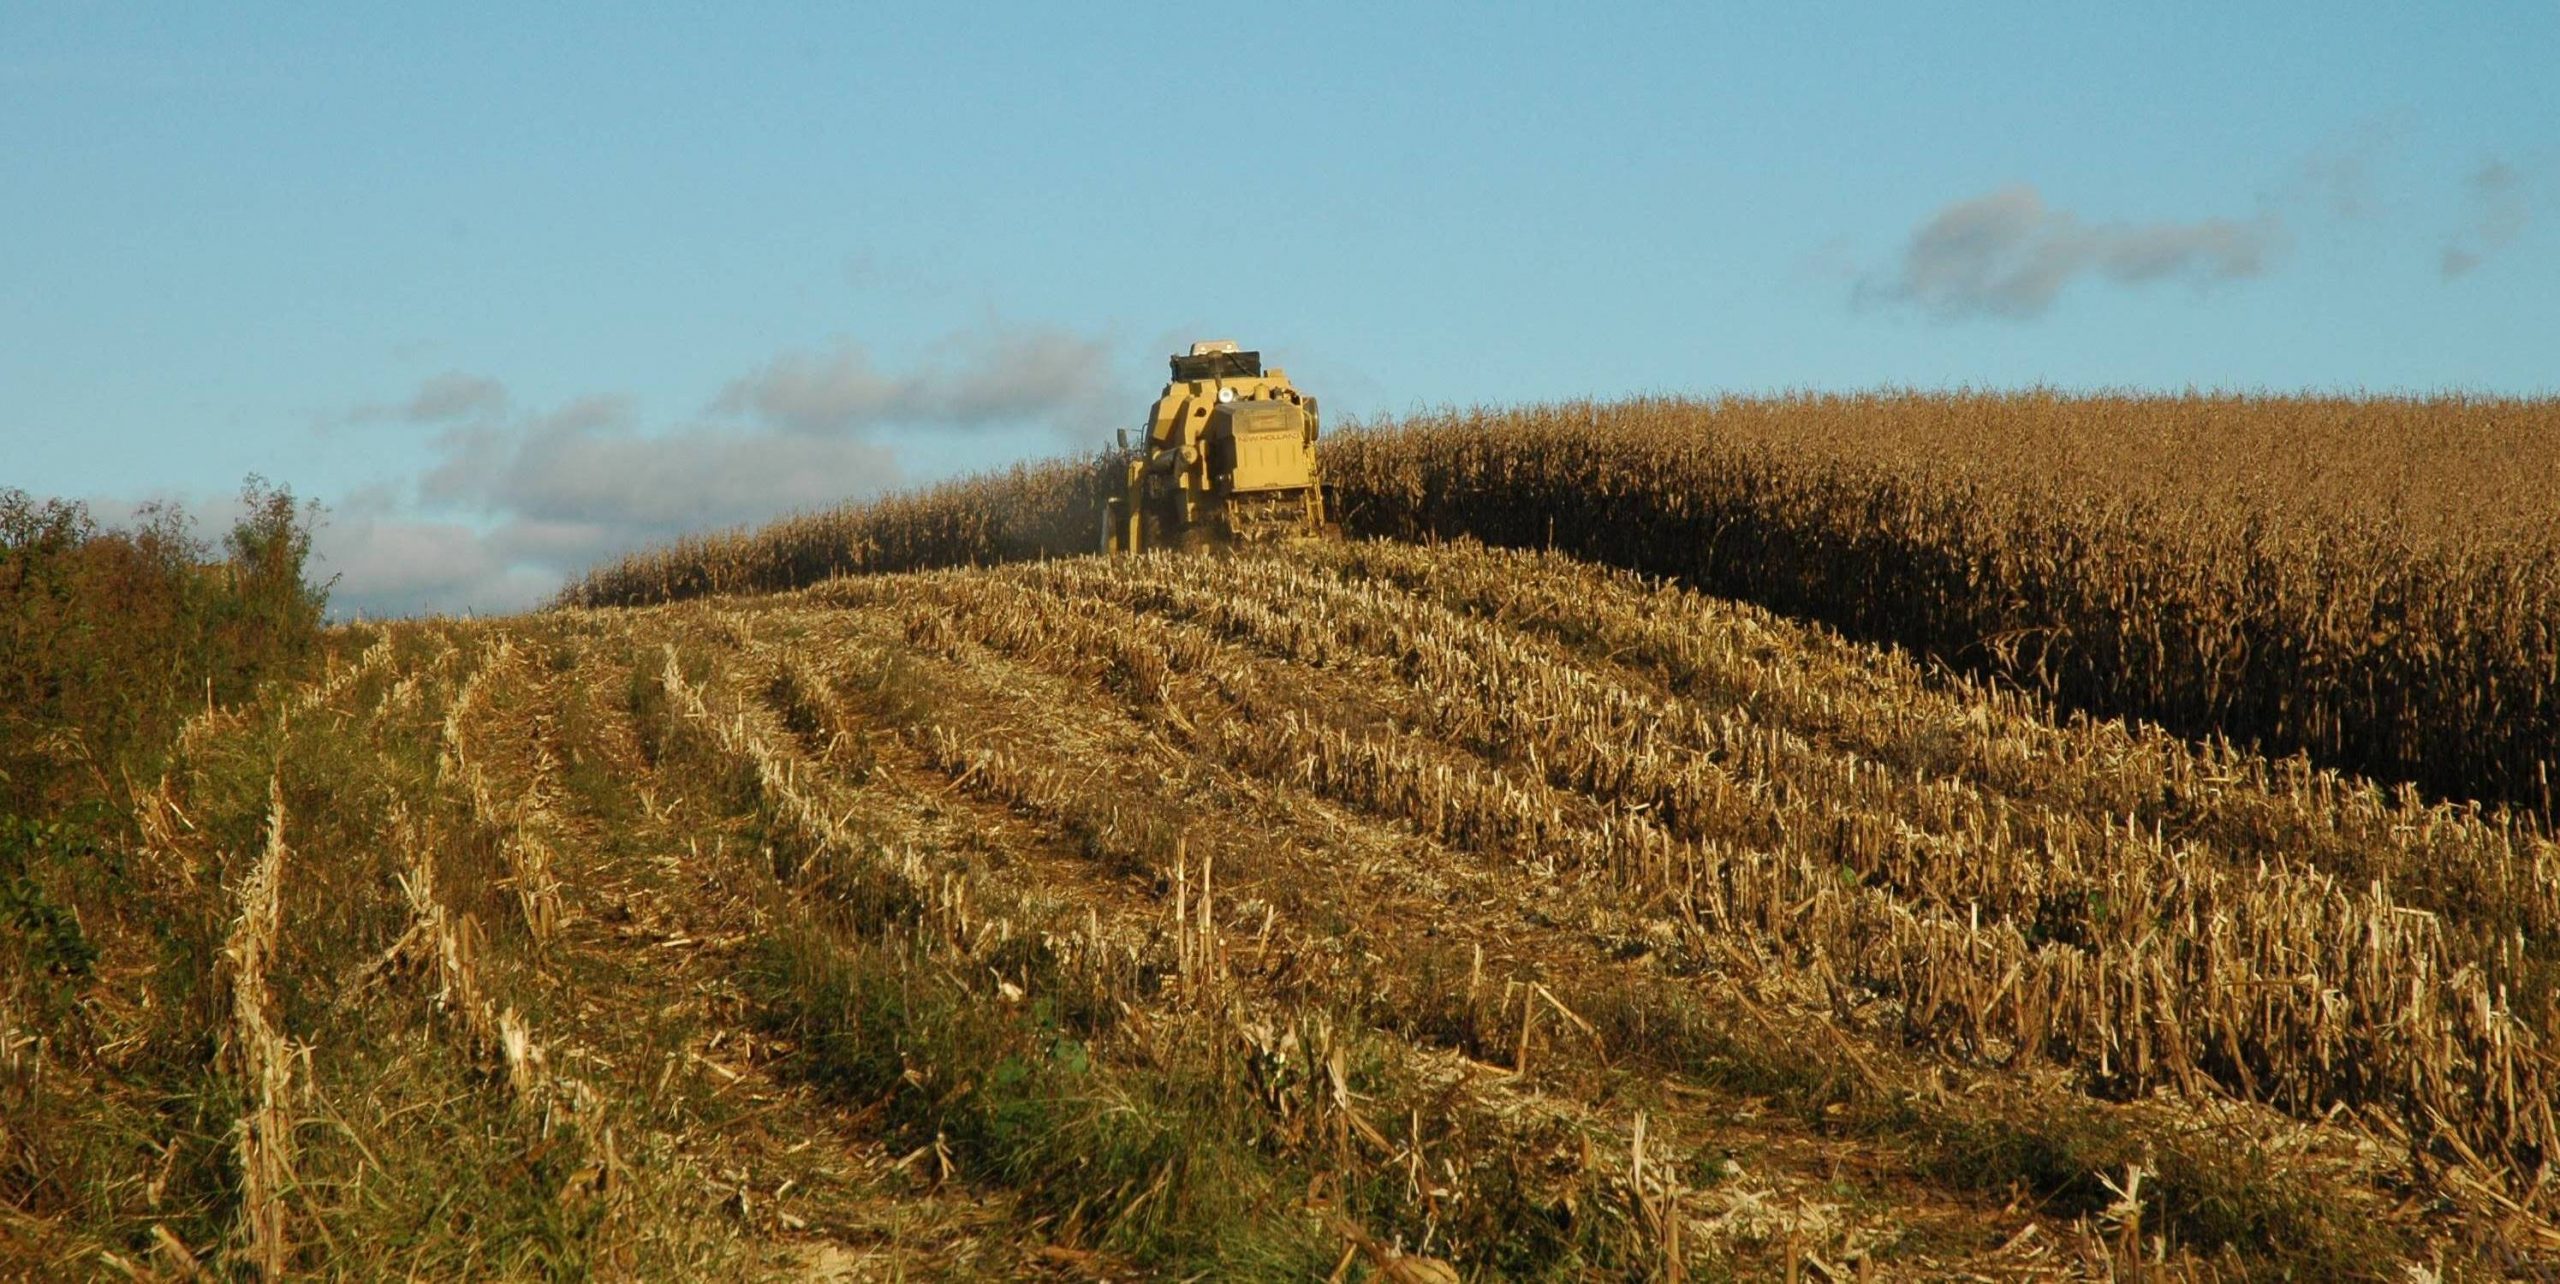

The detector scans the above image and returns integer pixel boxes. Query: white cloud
[316,515,551,619]
[1860,184,2282,320]
[302,321,1120,616]
[423,405,903,541]
[69,321,1119,618]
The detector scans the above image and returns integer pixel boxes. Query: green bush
[0,477,330,817]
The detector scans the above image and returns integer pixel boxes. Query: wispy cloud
[347,370,509,425]
[2284,120,2404,223]
[1860,184,2283,320]
[423,396,903,546]
[2441,160,2530,279]
[314,413,906,617]
[317,511,553,619]
[714,321,1115,439]
[294,320,1120,616]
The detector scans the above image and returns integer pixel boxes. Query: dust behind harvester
[1105,341,1330,554]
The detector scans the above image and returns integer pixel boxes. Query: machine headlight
[1217,387,1236,404]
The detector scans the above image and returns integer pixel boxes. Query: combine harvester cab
[1106,340,1330,553]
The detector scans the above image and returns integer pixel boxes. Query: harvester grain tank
[1105,340,1330,553]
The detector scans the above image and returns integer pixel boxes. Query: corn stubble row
[810,543,2560,1206]
[749,599,2084,1272]
[177,641,410,1278]
[565,393,2560,820]
[640,614,1609,1275]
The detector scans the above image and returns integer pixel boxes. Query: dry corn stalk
[220,771,294,1280]
[436,638,566,944]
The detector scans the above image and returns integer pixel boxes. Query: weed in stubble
[744,922,1337,1277]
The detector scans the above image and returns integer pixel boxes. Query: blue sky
[4,3,2552,615]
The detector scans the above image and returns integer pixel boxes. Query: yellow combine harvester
[1105,340,1329,553]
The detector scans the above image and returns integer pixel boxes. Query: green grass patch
[744,923,1335,1277]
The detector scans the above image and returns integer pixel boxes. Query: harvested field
[563,393,2560,821]
[17,537,2560,1277]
